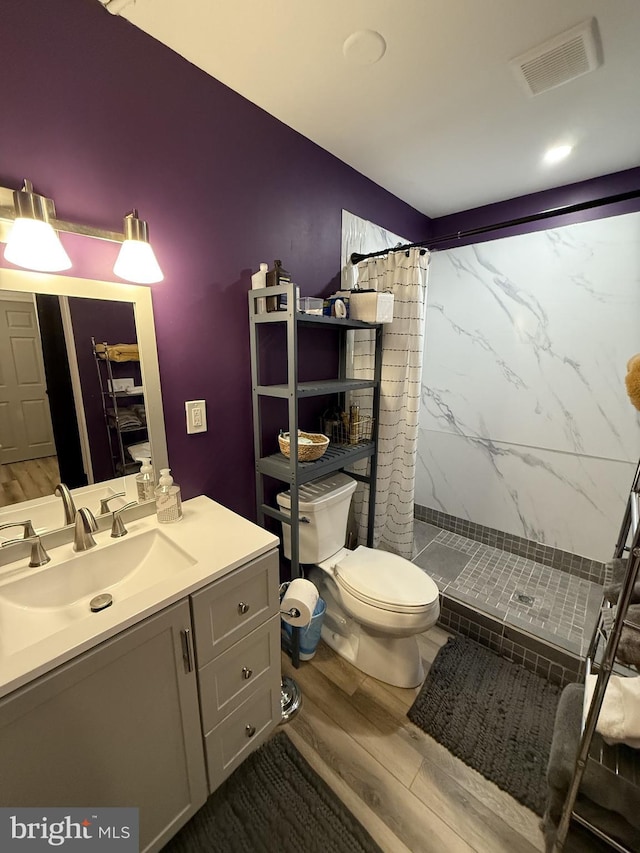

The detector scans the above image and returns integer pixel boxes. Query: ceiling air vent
[510,18,602,97]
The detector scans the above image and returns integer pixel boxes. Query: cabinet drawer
[198,615,280,733]
[204,679,280,792]
[191,549,279,666]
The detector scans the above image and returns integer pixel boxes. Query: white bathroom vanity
[0,496,280,852]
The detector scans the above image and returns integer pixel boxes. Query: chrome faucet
[0,520,37,539]
[1,535,50,567]
[54,483,77,526]
[99,492,127,515]
[73,507,98,552]
[110,502,138,538]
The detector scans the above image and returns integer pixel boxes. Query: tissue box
[349,291,394,323]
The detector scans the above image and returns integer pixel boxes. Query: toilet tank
[276,473,357,563]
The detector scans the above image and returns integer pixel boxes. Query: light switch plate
[185,400,207,434]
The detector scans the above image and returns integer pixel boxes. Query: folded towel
[584,674,640,748]
[602,604,640,669]
[543,684,640,852]
[107,407,143,431]
[603,557,640,605]
[130,403,147,425]
[95,343,140,362]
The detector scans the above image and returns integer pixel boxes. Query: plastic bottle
[251,262,268,314]
[136,458,155,502]
[266,260,292,312]
[155,468,183,523]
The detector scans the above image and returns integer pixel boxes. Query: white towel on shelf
[584,674,640,748]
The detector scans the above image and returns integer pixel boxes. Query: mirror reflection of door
[0,295,59,505]
[0,292,87,507]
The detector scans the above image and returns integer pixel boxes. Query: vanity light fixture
[113,210,164,284]
[0,180,164,284]
[3,181,72,272]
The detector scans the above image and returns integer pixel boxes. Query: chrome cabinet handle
[237,602,250,615]
[245,724,256,738]
[242,667,253,680]
[180,628,194,673]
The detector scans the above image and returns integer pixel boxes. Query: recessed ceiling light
[343,30,387,66]
[544,144,573,164]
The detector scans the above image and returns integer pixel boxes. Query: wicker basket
[325,415,374,446]
[278,431,329,461]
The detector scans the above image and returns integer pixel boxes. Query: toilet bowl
[277,473,440,688]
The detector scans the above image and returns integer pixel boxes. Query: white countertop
[0,496,279,700]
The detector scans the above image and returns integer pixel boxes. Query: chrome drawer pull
[180,628,194,674]
[245,724,256,738]
[238,601,250,615]
[242,667,253,680]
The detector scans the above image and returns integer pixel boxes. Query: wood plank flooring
[282,627,547,853]
[0,456,60,506]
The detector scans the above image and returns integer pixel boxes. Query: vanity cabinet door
[191,548,279,665]
[0,600,207,853]
[204,677,281,791]
[198,614,281,732]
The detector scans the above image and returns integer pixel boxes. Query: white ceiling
[118,0,640,217]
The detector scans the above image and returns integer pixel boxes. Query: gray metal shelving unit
[92,337,147,477]
[248,282,383,664]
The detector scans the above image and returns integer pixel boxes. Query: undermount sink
[0,529,196,657]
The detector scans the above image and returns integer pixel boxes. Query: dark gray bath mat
[163,731,382,853]
[408,635,561,815]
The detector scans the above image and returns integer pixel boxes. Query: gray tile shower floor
[412,520,603,658]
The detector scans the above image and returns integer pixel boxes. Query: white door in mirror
[185,400,207,434]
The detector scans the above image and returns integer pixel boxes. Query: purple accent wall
[430,167,640,249]
[1,0,430,520]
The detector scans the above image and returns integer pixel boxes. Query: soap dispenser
[136,458,155,502]
[155,468,183,523]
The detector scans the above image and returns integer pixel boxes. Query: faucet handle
[110,502,138,538]
[0,520,36,539]
[1,535,50,568]
[99,492,127,515]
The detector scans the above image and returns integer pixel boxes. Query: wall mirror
[0,267,168,538]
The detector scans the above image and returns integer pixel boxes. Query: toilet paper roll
[334,299,347,319]
[280,578,319,627]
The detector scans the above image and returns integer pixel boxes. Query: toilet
[276,472,440,688]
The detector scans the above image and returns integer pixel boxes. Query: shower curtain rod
[349,187,640,264]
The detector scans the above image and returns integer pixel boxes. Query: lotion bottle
[155,468,183,523]
[251,262,268,314]
[136,458,155,502]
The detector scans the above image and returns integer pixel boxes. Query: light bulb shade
[4,218,72,272]
[113,239,164,284]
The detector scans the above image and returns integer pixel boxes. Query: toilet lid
[334,546,439,612]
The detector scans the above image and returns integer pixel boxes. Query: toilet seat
[334,546,439,614]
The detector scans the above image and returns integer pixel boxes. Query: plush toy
[625,354,640,411]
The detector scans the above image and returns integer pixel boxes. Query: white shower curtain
[351,246,430,559]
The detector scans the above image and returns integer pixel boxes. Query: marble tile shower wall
[415,210,640,564]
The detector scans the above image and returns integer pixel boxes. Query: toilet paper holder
[280,606,301,619]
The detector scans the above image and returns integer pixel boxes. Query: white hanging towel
[584,674,640,748]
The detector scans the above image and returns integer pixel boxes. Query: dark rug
[163,731,382,853]
[408,635,561,816]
